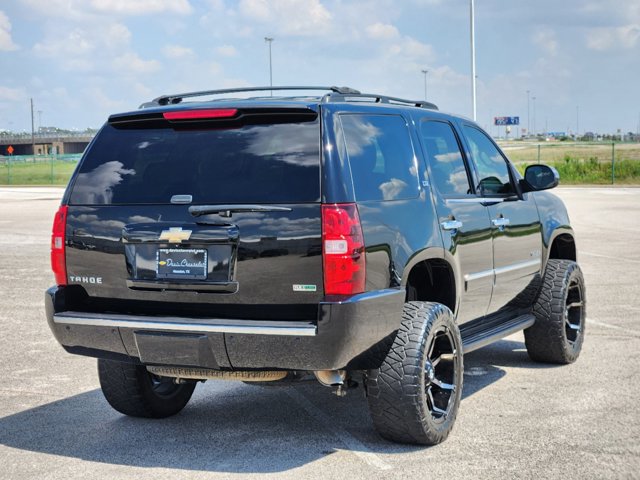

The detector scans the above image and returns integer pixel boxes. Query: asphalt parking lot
[0,186,638,479]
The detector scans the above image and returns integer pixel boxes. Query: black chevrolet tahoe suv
[46,86,585,445]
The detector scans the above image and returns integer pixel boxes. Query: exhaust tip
[314,370,346,387]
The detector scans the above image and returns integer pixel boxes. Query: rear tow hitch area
[146,366,359,396]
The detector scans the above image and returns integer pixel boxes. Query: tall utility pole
[30,98,35,158]
[532,96,537,137]
[264,37,274,96]
[576,106,580,138]
[470,0,477,121]
[421,69,429,100]
[526,90,530,137]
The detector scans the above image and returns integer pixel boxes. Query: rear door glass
[339,114,419,202]
[69,119,321,205]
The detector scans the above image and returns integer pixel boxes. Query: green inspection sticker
[293,284,317,292]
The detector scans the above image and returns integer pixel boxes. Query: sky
[0,0,638,136]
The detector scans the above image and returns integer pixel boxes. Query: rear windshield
[69,119,320,205]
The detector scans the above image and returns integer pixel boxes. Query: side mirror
[520,164,559,192]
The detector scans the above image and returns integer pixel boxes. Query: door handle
[492,217,510,230]
[441,220,463,231]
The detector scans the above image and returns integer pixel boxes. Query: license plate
[156,248,207,280]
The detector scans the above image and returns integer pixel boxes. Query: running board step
[461,313,535,354]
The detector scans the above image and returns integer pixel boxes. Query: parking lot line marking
[581,251,640,264]
[587,318,640,336]
[285,388,392,471]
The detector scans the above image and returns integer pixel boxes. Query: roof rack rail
[144,86,361,107]
[140,85,438,111]
[323,92,438,110]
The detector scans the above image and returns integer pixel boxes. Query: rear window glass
[69,119,320,205]
[339,114,419,202]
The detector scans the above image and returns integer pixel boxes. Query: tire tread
[366,301,463,445]
[525,259,586,364]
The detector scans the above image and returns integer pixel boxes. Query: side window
[420,120,471,196]
[340,114,419,202]
[463,125,515,196]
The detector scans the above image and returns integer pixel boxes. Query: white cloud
[90,0,193,15]
[239,0,270,20]
[34,28,95,56]
[581,1,640,25]
[163,44,195,59]
[104,23,132,49]
[238,0,332,36]
[82,87,128,111]
[0,11,18,51]
[133,82,153,98]
[533,28,558,57]
[20,0,93,20]
[31,19,134,73]
[618,24,640,47]
[205,0,225,10]
[216,45,238,57]
[586,24,640,51]
[386,37,436,70]
[366,22,400,40]
[33,28,97,71]
[209,61,223,76]
[0,85,27,102]
[113,52,162,74]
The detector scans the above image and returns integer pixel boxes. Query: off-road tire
[525,259,586,364]
[98,359,196,418]
[366,301,463,445]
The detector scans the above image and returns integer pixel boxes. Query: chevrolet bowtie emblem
[159,227,192,243]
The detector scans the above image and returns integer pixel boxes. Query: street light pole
[532,96,537,137]
[421,69,428,100]
[576,105,580,138]
[526,90,530,137]
[30,98,35,158]
[470,0,477,121]
[264,37,274,96]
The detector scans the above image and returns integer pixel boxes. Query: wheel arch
[546,228,577,269]
[402,248,457,315]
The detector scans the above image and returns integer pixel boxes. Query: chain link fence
[0,154,82,185]
[500,141,640,184]
[2,143,639,186]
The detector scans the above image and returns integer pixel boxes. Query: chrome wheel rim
[565,277,584,347]
[424,327,459,422]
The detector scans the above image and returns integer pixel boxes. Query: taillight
[322,203,366,295]
[51,205,68,286]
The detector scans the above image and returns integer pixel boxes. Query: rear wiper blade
[188,204,293,217]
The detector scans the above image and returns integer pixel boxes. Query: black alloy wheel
[525,259,586,364]
[366,301,463,445]
[424,326,459,422]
